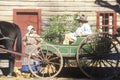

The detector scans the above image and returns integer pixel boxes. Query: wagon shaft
[0,48,28,57]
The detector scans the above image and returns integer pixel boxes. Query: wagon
[0,33,119,80]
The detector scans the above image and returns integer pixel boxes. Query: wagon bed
[47,37,85,57]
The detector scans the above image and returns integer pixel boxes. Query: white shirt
[75,23,92,36]
[70,23,92,40]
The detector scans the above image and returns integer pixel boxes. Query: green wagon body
[44,37,85,57]
[55,45,78,57]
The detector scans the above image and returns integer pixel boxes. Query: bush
[43,13,80,44]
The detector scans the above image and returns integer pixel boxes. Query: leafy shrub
[42,13,80,44]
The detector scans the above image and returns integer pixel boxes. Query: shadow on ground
[57,67,89,79]
[57,67,120,80]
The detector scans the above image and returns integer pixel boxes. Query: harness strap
[0,37,13,40]
[0,29,13,41]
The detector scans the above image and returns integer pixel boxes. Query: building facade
[0,0,120,29]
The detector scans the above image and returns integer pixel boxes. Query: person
[21,25,42,72]
[63,14,92,45]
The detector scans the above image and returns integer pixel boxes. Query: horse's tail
[15,24,22,53]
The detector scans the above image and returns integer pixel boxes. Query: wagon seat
[70,36,87,46]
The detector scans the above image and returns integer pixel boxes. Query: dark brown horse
[0,21,22,76]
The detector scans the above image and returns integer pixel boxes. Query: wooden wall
[0,0,120,29]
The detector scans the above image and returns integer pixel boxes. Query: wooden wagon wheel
[27,43,63,78]
[76,34,119,80]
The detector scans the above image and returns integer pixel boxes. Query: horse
[0,21,22,76]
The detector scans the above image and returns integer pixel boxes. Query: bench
[71,36,86,46]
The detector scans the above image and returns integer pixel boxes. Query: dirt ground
[0,67,90,80]
[0,67,120,80]
[0,76,90,80]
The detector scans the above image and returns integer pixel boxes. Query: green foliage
[42,13,80,44]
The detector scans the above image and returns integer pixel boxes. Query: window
[96,11,117,34]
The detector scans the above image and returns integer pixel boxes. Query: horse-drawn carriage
[0,21,120,80]
[25,33,119,80]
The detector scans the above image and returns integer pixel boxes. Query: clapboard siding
[0,0,119,28]
[0,1,98,7]
[0,16,12,21]
[0,1,115,7]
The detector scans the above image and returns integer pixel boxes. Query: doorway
[13,9,42,67]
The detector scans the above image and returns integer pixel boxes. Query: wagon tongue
[0,47,27,57]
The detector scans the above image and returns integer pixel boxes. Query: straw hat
[75,14,88,22]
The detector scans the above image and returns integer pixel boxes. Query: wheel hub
[41,59,48,66]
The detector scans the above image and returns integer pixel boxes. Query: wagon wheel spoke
[89,63,97,75]
[45,45,49,59]
[45,53,52,59]
[28,44,63,78]
[85,60,95,67]
[104,60,116,67]
[87,42,96,54]
[86,60,96,67]
[99,60,104,67]
[48,62,61,66]
[101,60,108,67]
[86,60,94,67]
[41,72,45,77]
[100,60,107,67]
[91,60,98,67]
[45,52,55,60]
[110,45,115,49]
[38,55,44,60]
[76,34,119,80]
[82,47,96,55]
[49,56,60,61]
[101,60,106,67]
[38,64,57,76]
[92,60,98,67]
[37,49,51,61]
[81,39,99,55]
[38,48,46,59]
[43,46,54,60]
[46,54,53,59]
